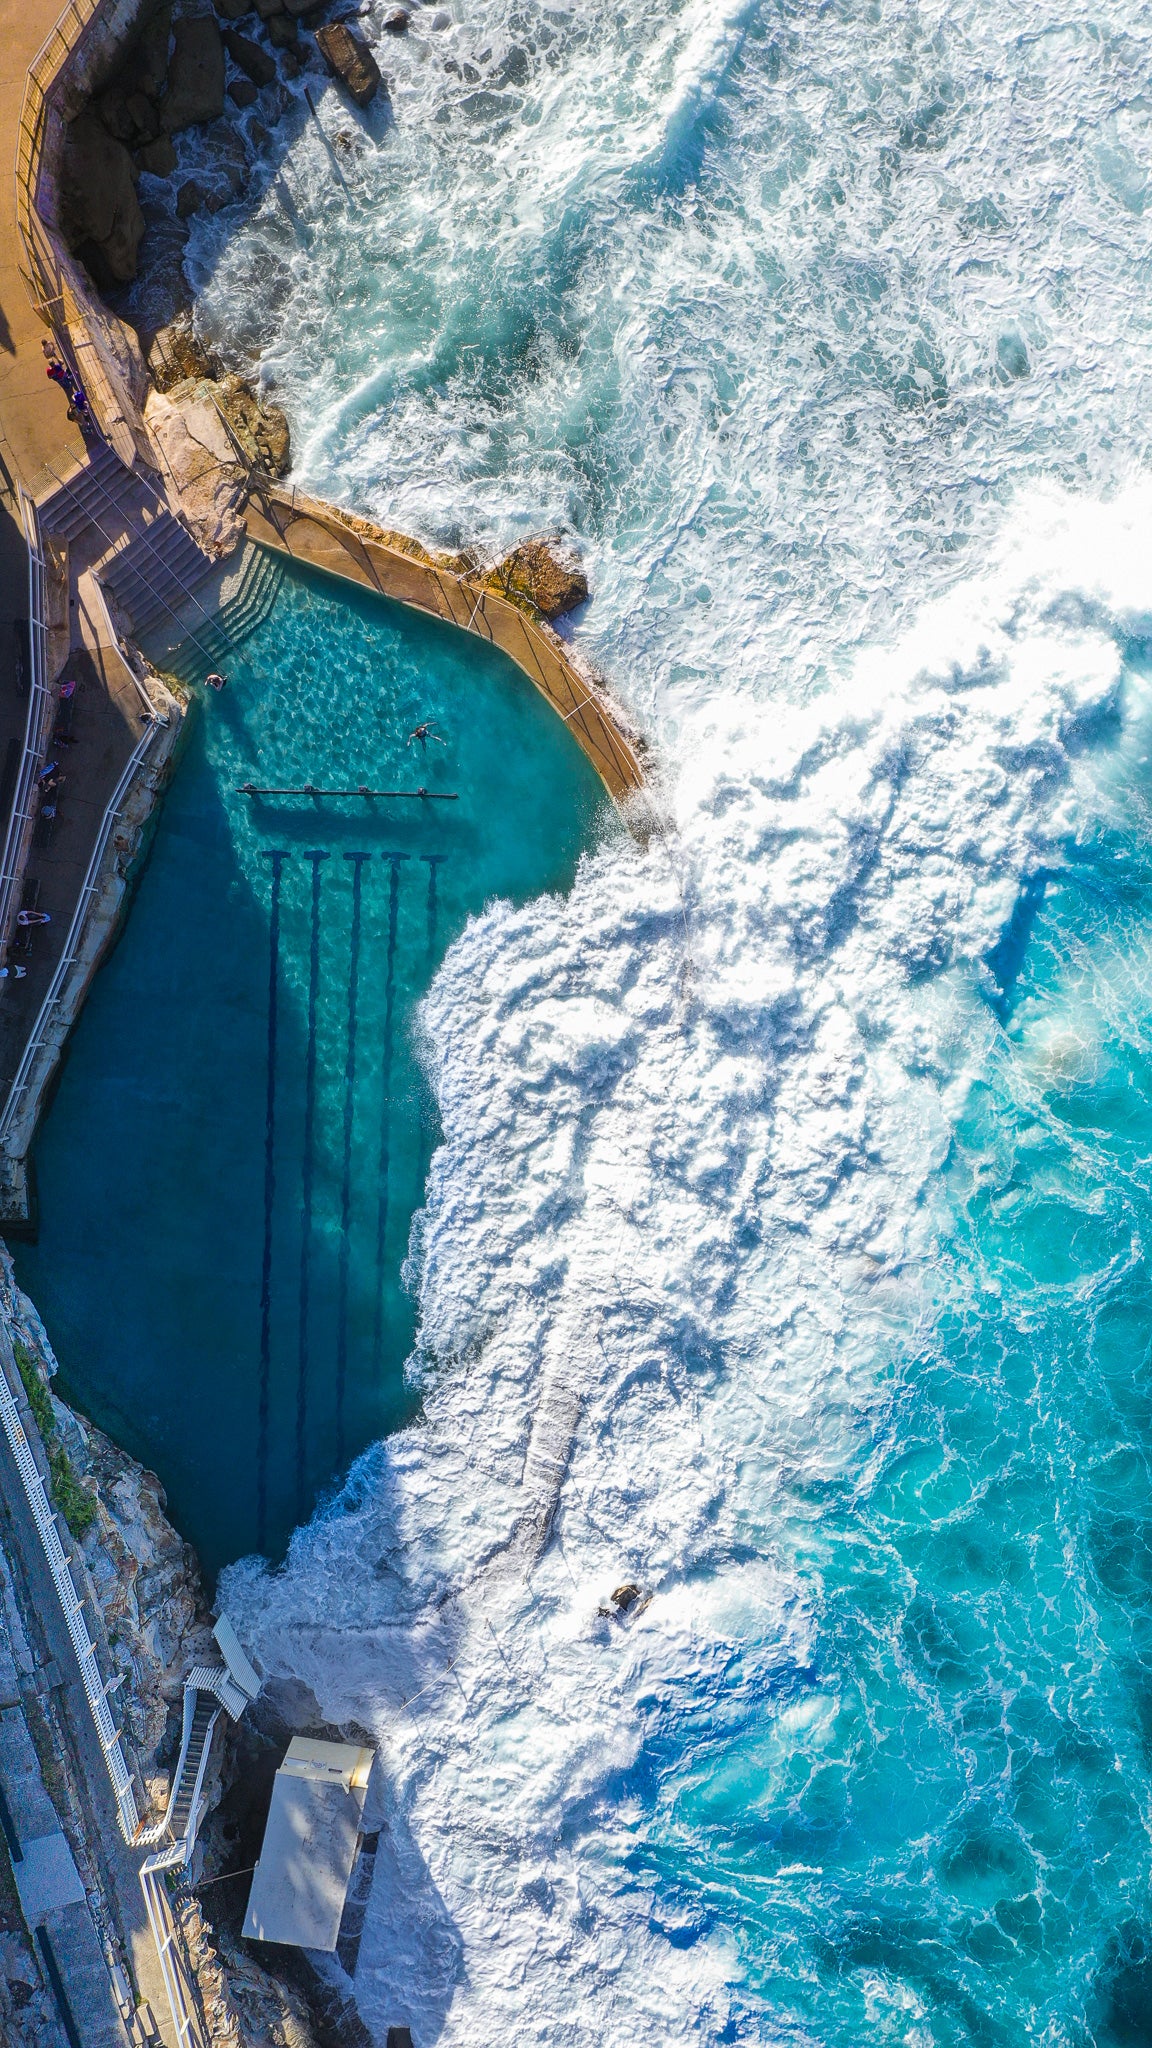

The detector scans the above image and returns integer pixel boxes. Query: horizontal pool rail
[236,783,459,800]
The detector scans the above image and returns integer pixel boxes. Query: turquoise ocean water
[41,0,1152,2038]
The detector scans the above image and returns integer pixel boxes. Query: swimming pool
[15,552,611,1580]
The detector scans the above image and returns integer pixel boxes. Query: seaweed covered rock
[314,22,381,104]
[214,373,291,476]
[491,536,589,618]
[145,311,221,390]
[58,112,146,284]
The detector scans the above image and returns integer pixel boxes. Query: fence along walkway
[0,491,56,966]
[0,711,162,1153]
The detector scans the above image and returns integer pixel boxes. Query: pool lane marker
[422,852,447,962]
[336,852,370,1467]
[297,850,329,1521]
[257,850,290,1552]
[372,852,407,1376]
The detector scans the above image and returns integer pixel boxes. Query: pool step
[219,543,285,645]
[152,542,285,687]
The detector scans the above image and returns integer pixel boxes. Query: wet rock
[598,1580,650,1620]
[382,7,409,28]
[176,177,207,217]
[279,47,301,75]
[491,536,589,617]
[223,27,278,84]
[162,16,226,130]
[214,0,252,17]
[314,22,381,104]
[253,0,283,21]
[228,75,258,105]
[136,132,177,176]
[266,13,299,45]
[58,112,145,284]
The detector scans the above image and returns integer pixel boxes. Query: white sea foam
[221,480,1152,2039]
[207,0,1152,2034]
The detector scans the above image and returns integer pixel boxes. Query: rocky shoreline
[51,0,596,607]
[0,1252,333,2045]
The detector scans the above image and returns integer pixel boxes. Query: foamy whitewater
[187,0,1152,2036]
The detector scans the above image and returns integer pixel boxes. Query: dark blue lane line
[423,852,447,961]
[297,849,329,1520]
[373,852,407,1374]
[336,852,370,1467]
[257,851,289,1552]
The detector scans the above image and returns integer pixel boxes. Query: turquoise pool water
[15,554,609,1579]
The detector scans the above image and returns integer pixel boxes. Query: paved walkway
[0,0,156,1193]
[0,0,84,498]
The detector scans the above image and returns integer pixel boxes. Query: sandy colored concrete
[0,0,85,495]
[246,482,648,808]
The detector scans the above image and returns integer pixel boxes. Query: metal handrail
[0,718,160,1151]
[139,1870,207,2048]
[0,1318,140,1841]
[0,492,56,965]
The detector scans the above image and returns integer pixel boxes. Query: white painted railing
[0,492,56,965]
[0,717,160,1151]
[0,1318,140,1841]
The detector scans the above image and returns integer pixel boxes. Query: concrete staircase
[145,541,284,687]
[36,446,285,688]
[167,1691,218,1847]
[36,441,140,545]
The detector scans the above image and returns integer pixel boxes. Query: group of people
[42,341,93,432]
[38,759,65,821]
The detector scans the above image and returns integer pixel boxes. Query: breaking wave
[209,0,1152,2036]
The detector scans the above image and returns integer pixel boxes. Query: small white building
[242,1736,374,1951]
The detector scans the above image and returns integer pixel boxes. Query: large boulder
[492,537,589,618]
[143,382,247,555]
[58,113,145,284]
[314,23,381,104]
[223,27,276,84]
[162,17,225,130]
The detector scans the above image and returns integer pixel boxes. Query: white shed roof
[242,1737,374,1951]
